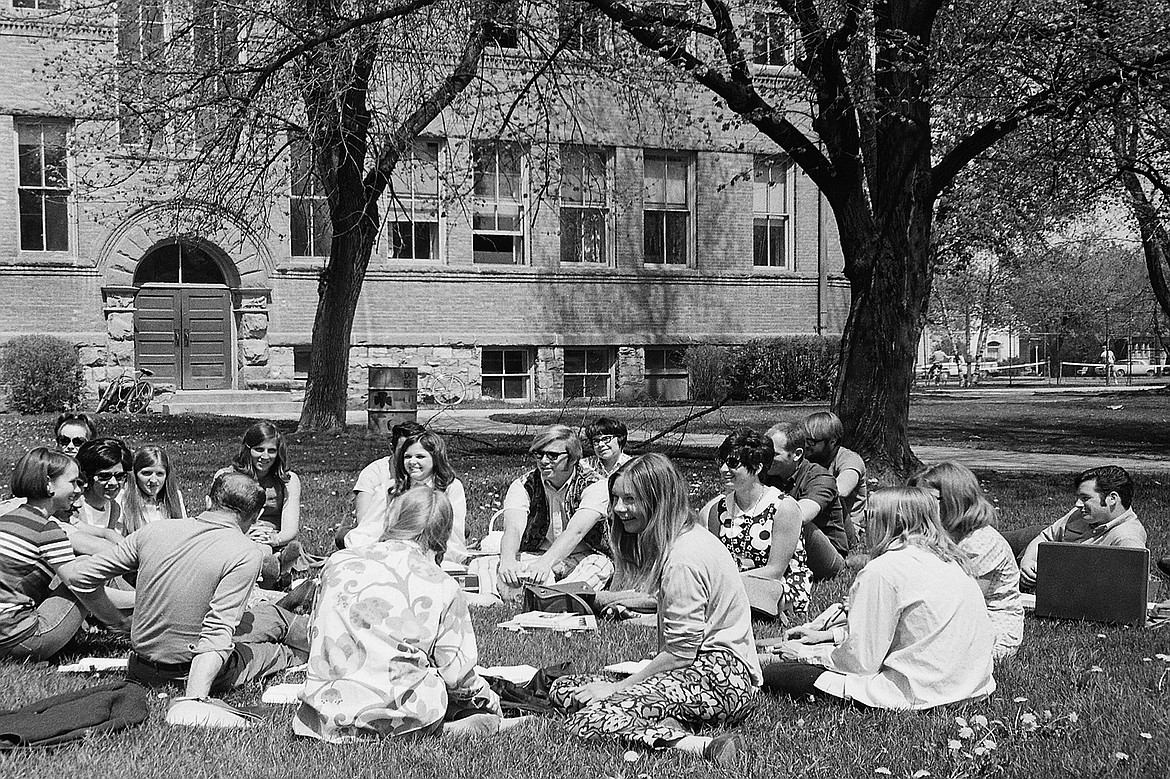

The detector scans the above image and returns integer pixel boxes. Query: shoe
[703,731,750,768]
[1157,557,1170,581]
[276,577,318,613]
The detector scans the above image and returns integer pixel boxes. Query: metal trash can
[367,367,417,434]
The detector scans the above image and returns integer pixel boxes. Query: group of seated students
[0,411,1153,766]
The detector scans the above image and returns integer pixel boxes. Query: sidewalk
[343,407,1170,475]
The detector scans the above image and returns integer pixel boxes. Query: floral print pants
[549,651,757,748]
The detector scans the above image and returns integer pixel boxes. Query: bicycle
[417,368,467,408]
[97,368,156,413]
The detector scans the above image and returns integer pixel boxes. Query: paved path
[340,405,1170,475]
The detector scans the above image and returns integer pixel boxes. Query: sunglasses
[718,456,744,469]
[93,471,129,483]
[531,449,569,461]
[57,435,89,448]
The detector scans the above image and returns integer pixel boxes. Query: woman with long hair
[550,453,760,767]
[295,488,513,741]
[120,446,188,535]
[909,462,1023,660]
[701,428,810,621]
[762,487,995,709]
[387,431,467,563]
[219,421,302,586]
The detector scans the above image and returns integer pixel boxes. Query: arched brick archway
[95,202,275,390]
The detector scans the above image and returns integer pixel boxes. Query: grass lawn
[489,391,1170,458]
[0,412,1167,778]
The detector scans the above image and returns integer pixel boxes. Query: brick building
[0,3,849,405]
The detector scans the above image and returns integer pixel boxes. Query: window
[191,0,240,136]
[558,1,606,52]
[643,152,690,265]
[290,140,331,258]
[116,0,165,145]
[753,155,792,268]
[17,120,70,252]
[133,242,227,285]
[388,140,441,260]
[485,3,519,49]
[293,346,311,379]
[564,348,613,399]
[473,141,524,264]
[13,0,61,8]
[560,145,608,265]
[645,347,689,401]
[752,11,791,67]
[481,349,530,400]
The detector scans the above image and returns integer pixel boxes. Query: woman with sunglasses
[496,425,612,595]
[0,413,100,521]
[75,438,133,534]
[701,428,810,621]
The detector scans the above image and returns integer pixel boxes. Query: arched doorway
[133,240,233,389]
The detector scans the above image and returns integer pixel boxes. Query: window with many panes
[560,145,608,265]
[751,11,792,67]
[13,0,61,9]
[753,154,792,268]
[645,347,688,401]
[563,348,613,399]
[643,152,690,265]
[191,0,239,135]
[558,1,606,52]
[116,0,165,145]
[473,141,524,264]
[17,120,71,252]
[388,140,441,260]
[290,140,331,258]
[481,349,530,400]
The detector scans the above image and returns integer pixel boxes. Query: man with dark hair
[763,421,849,581]
[63,472,309,698]
[1018,465,1146,589]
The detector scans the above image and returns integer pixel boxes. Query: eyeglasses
[531,449,569,461]
[718,456,743,469]
[57,435,89,448]
[591,435,617,446]
[93,471,128,483]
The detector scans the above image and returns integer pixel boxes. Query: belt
[130,652,192,673]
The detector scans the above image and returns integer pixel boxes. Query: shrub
[0,335,84,414]
[724,335,840,401]
[685,344,730,402]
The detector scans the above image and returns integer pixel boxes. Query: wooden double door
[135,287,232,389]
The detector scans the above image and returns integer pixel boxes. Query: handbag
[521,581,597,616]
[476,509,507,554]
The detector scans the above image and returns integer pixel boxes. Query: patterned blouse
[293,539,495,742]
[703,487,812,615]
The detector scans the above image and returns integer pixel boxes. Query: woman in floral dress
[701,428,811,621]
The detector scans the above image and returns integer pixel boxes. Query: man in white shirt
[497,425,612,593]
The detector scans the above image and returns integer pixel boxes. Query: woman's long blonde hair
[381,486,453,559]
[908,461,997,541]
[608,453,697,591]
[866,487,970,570]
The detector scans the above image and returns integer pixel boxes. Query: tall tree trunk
[299,211,378,431]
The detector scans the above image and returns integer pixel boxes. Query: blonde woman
[763,487,995,709]
[550,454,760,766]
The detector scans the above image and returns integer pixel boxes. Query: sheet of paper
[261,682,305,705]
[475,664,539,685]
[57,657,128,673]
[603,659,651,676]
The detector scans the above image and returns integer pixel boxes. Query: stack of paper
[497,611,597,632]
[57,657,128,673]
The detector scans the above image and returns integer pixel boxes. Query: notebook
[1033,542,1149,627]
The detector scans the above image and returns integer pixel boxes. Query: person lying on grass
[762,487,995,709]
[909,462,1023,661]
[550,453,759,768]
[295,487,520,741]
[701,428,810,623]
